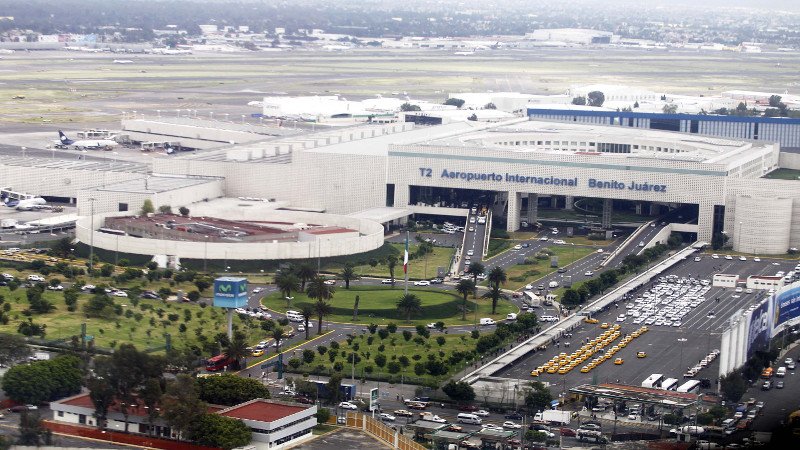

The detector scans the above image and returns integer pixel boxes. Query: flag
[403,234,409,274]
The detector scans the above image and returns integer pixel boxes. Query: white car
[539,236,549,241]
[297,324,305,332]
[338,402,358,410]
[47,285,64,291]
[468,227,475,232]
[467,250,474,256]
[482,424,503,431]
[379,413,396,422]
[426,323,437,329]
[426,415,447,423]
[694,257,701,262]
[553,239,566,245]
[525,284,534,290]
[502,421,522,429]
[513,244,522,250]
[381,279,394,284]
[324,279,336,285]
[112,291,128,297]
[584,271,594,277]
[475,410,490,417]
[739,256,747,261]
[252,287,263,293]
[754,257,761,262]
[27,275,45,282]
[414,280,431,286]
[711,254,719,259]
[725,255,733,260]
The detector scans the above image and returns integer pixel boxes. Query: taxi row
[577,325,649,373]
[530,324,628,377]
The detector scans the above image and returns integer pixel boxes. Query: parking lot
[495,254,799,393]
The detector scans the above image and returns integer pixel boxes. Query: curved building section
[75,210,385,261]
[733,195,793,254]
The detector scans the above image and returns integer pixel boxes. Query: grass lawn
[286,330,481,384]
[486,239,512,258]
[502,245,596,290]
[344,243,455,281]
[763,168,800,181]
[261,286,516,326]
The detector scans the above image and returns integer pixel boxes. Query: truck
[30,351,50,361]
[534,410,571,426]
[310,380,355,401]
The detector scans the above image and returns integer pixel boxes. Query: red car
[458,404,478,412]
[559,427,576,437]
[293,396,314,405]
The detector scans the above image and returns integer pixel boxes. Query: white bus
[641,373,664,389]
[677,380,702,393]
[661,378,679,391]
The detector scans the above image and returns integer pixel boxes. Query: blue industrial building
[526,108,800,148]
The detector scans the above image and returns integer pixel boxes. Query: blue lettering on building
[420,168,667,193]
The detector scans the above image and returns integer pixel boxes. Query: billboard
[772,282,800,333]
[213,277,248,308]
[369,388,379,412]
[746,299,771,359]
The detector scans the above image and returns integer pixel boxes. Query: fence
[343,412,426,450]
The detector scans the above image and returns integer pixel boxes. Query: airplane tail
[58,131,74,145]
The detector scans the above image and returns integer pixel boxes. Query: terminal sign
[213,277,248,309]
[420,168,667,193]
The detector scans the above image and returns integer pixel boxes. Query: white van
[479,318,496,326]
[457,413,482,425]
[506,313,518,321]
[285,311,305,322]
[548,281,559,288]
[776,366,787,377]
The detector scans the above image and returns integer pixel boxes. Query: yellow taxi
[600,323,610,329]
[251,348,265,357]
[530,369,540,377]
[614,358,624,365]
[547,366,558,374]
[580,366,590,373]
[637,352,647,358]
[584,317,599,324]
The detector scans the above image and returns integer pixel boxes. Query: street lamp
[88,197,96,276]
[21,146,26,158]
[678,337,688,372]
[736,221,743,252]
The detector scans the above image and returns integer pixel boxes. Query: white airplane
[15,197,46,211]
[55,131,118,150]
[113,59,134,64]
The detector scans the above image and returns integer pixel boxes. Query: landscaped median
[482,245,596,290]
[261,285,516,327]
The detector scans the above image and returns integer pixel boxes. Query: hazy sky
[608,0,800,10]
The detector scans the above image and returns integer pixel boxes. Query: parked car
[339,402,359,410]
[393,409,413,417]
[381,279,394,284]
[379,413,396,422]
[9,405,37,412]
[502,421,522,429]
[560,428,577,437]
[504,412,523,420]
[474,410,490,417]
[414,280,431,286]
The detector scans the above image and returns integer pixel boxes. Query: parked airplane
[15,197,46,211]
[55,131,118,150]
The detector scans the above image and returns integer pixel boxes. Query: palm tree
[486,266,507,314]
[224,332,250,370]
[396,293,423,322]
[272,327,285,353]
[340,264,358,289]
[295,263,316,291]
[387,256,398,287]
[467,262,485,298]
[275,271,300,307]
[300,304,315,340]
[456,279,475,321]
[306,276,335,334]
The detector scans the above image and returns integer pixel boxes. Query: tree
[2,356,82,405]
[486,265,507,311]
[272,327,285,353]
[190,414,252,450]
[224,332,250,369]
[720,371,747,403]
[387,256,398,287]
[300,304,315,340]
[140,378,162,435]
[468,262,485,297]
[49,237,73,258]
[467,113,478,121]
[326,373,344,404]
[0,333,31,365]
[524,382,553,412]
[456,279,475,320]
[161,374,207,440]
[340,264,357,289]
[769,95,783,108]
[633,101,639,108]
[400,102,421,112]
[158,205,172,214]
[561,288,581,307]
[484,102,496,110]
[87,377,115,429]
[178,206,190,216]
[712,232,729,250]
[17,411,51,446]
[587,91,605,107]
[353,295,360,321]
[275,272,300,307]
[197,374,271,406]
[396,293,423,322]
[442,380,476,404]
[307,276,335,334]
[140,199,155,215]
[295,262,317,291]
[444,98,465,108]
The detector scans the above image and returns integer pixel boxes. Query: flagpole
[404,230,409,295]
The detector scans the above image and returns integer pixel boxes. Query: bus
[641,373,664,389]
[205,354,235,372]
[677,380,702,393]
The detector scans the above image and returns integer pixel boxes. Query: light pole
[678,337,688,372]
[88,197,96,276]
[204,235,209,272]
[21,146,26,158]
[736,221,743,252]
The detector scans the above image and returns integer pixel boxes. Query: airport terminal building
[3,114,800,258]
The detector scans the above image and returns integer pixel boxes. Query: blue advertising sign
[773,283,800,329]
[747,299,771,359]
[213,277,248,308]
